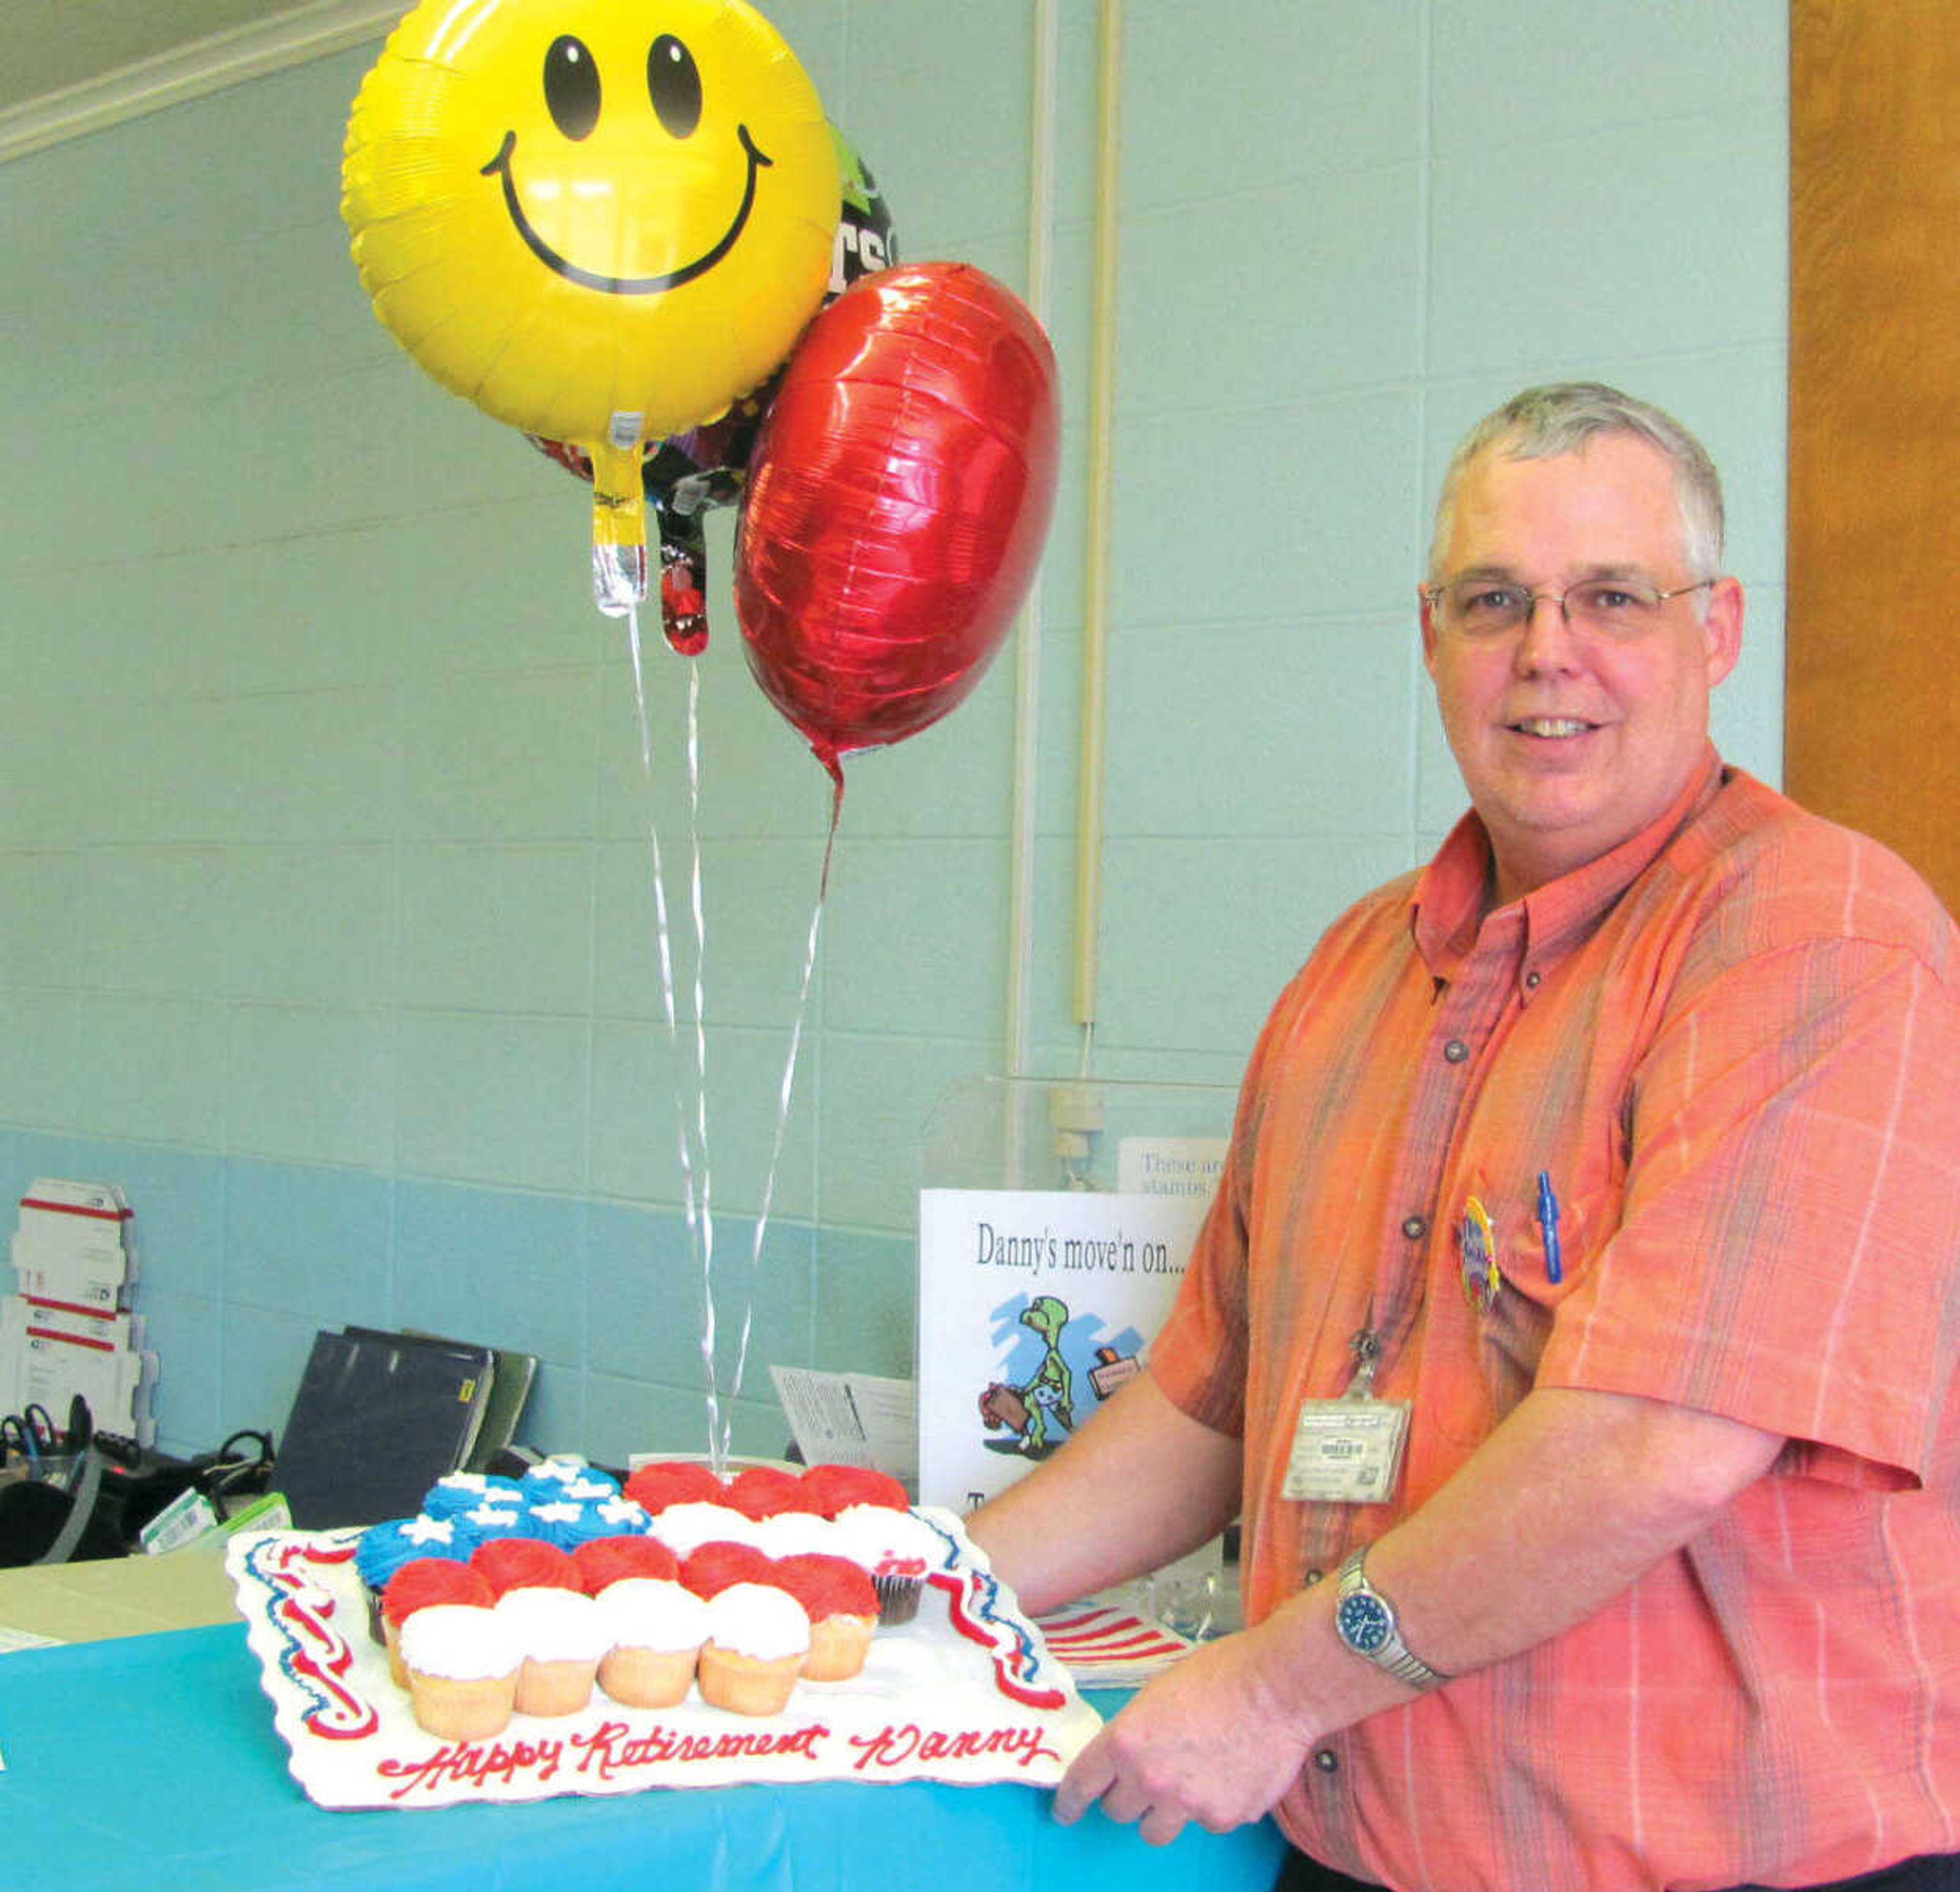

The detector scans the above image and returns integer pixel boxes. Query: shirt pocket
[1453,1178,1624,1439]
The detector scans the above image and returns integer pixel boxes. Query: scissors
[1,1403,58,1464]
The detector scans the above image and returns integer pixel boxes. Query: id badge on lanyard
[1281,1323,1411,1505]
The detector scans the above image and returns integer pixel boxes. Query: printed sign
[916,1187,1212,1511]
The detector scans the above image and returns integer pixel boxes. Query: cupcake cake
[697,1581,810,1717]
[594,1577,710,1708]
[645,1500,765,1558]
[828,1501,943,1625]
[446,1497,528,1554]
[772,1553,879,1682]
[797,1464,909,1518]
[422,1471,525,1518]
[722,1465,808,1520]
[494,1585,612,1717]
[520,1455,599,1496]
[382,1558,495,1689]
[355,1515,462,1642]
[522,1497,617,1550]
[623,1460,725,1514]
[399,1602,522,1740]
[589,1494,652,1537]
[471,1535,581,1598]
[750,1504,853,1558]
[572,1533,679,1595]
[679,1540,775,1599]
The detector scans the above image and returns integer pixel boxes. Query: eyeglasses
[1423,576,1714,641]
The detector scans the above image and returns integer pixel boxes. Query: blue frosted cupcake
[522,1498,620,1550]
[355,1515,463,1641]
[445,1498,530,1554]
[590,1494,653,1538]
[519,1456,602,1498]
[423,1472,525,1518]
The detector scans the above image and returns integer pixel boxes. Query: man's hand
[1052,1626,1319,1846]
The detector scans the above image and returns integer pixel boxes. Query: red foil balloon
[733,261,1061,784]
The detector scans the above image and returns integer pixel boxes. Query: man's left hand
[1052,1627,1316,1846]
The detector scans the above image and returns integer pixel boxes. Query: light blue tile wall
[0,1,1787,1462]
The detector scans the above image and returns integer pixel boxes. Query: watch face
[1337,1591,1392,1655]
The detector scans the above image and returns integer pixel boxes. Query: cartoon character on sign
[978,1294,1076,1459]
[341,0,838,612]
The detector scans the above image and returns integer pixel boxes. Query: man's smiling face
[1419,431,1744,905]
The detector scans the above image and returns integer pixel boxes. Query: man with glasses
[971,385,1960,1891]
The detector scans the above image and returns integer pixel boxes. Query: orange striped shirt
[1152,750,1960,1890]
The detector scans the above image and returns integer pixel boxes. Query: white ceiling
[0,0,315,113]
[0,0,401,161]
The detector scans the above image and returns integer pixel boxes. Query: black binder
[274,1328,494,1529]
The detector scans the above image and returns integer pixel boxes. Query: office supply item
[1537,1171,1564,1284]
[343,1328,534,1473]
[273,1329,493,1529]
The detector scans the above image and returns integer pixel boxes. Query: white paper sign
[769,1367,918,1485]
[916,1188,1210,1511]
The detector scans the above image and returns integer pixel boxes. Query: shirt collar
[1410,745,1726,980]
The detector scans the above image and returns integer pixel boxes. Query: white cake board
[226,1510,1101,1810]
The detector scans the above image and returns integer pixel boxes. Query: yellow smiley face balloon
[342,0,837,451]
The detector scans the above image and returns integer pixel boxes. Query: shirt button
[1524,969,1542,990]
[1313,1749,1340,1774]
[1401,1214,1427,1240]
[1442,1038,1469,1063]
[1303,1567,1325,1586]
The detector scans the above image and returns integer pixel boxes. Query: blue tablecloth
[0,1624,1287,1891]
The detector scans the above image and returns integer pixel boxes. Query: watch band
[1334,1546,1450,1691]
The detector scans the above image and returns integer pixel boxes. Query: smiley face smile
[480,121,773,296]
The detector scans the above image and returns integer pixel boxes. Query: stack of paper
[0,1180,155,1446]
[1033,1604,1195,1688]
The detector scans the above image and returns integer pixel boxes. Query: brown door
[1787,0,1960,912]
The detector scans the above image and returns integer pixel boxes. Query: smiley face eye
[647,35,703,139]
[544,35,601,141]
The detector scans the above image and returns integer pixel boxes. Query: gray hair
[1427,382,1726,583]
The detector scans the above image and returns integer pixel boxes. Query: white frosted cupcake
[697,1582,810,1716]
[494,1586,612,1717]
[646,1501,766,1558]
[594,1577,710,1708]
[828,1505,944,1624]
[399,1603,521,1740]
[750,1511,845,1559]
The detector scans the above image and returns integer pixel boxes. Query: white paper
[916,1188,1210,1512]
[770,1367,918,1485]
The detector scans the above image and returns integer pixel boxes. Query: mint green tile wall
[0,0,1787,1462]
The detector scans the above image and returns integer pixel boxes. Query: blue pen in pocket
[1535,1171,1563,1285]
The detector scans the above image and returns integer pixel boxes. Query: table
[0,1622,1288,1891]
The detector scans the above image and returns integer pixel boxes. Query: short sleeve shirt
[1150,752,1960,1891]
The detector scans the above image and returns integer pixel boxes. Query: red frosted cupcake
[722,1465,809,1520]
[471,1536,580,1599]
[797,1464,909,1519]
[382,1557,494,1689]
[623,1460,725,1514]
[572,1534,679,1596]
[680,1540,775,1599]
[772,1552,880,1682]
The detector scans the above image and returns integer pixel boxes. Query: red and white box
[10,1177,137,1314]
[2,1180,154,1444]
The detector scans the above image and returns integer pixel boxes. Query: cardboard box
[0,1300,154,1443]
[0,1541,235,1644]
[11,1176,137,1314]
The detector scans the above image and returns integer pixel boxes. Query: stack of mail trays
[1,1178,156,1447]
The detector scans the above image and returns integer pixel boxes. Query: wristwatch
[1334,1546,1450,1690]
